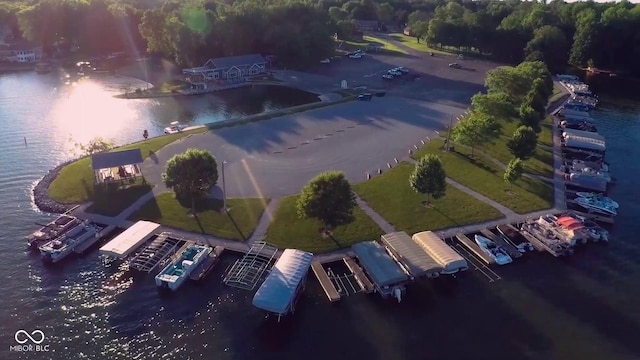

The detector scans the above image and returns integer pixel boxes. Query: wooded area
[1,0,639,73]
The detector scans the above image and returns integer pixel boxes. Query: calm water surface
[1,72,640,360]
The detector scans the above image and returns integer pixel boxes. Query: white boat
[572,160,608,173]
[575,192,618,208]
[155,244,212,291]
[536,215,580,246]
[164,121,183,134]
[39,221,103,263]
[570,167,612,183]
[520,222,573,256]
[556,214,605,243]
[474,235,512,265]
[574,196,617,216]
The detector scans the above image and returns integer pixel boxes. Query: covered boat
[379,232,443,279]
[411,231,468,274]
[352,241,408,302]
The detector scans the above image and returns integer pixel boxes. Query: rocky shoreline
[32,159,79,214]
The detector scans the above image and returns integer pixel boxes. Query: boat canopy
[99,221,160,258]
[411,231,468,274]
[557,216,584,230]
[564,135,606,152]
[562,129,605,142]
[352,241,408,287]
[252,249,313,315]
[380,232,443,277]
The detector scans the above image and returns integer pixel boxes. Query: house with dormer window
[182,54,267,91]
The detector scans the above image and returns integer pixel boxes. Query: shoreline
[32,158,81,214]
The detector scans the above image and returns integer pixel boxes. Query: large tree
[297,171,356,232]
[162,148,218,214]
[507,125,538,160]
[452,112,501,157]
[470,92,517,121]
[409,154,446,203]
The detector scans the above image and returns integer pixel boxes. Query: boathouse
[411,231,468,274]
[99,220,160,258]
[379,232,443,279]
[91,148,143,184]
[252,249,313,320]
[182,54,267,90]
[351,241,409,301]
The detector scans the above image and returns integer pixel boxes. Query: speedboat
[164,121,183,134]
[575,192,618,208]
[39,221,103,263]
[570,166,612,183]
[574,196,617,216]
[537,214,580,246]
[474,235,512,265]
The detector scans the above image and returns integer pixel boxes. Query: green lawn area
[353,162,503,235]
[266,195,383,253]
[412,140,554,214]
[129,193,267,241]
[338,36,409,56]
[85,180,153,217]
[388,33,448,54]
[47,128,206,204]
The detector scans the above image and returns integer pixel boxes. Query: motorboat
[537,214,580,246]
[575,192,618,208]
[569,166,612,183]
[568,173,608,192]
[572,159,608,173]
[496,224,535,253]
[557,214,608,243]
[164,121,184,134]
[574,196,618,216]
[520,222,573,256]
[474,235,513,265]
[155,244,212,291]
[39,221,103,263]
[564,103,591,113]
[27,215,81,249]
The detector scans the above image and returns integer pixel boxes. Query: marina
[479,228,522,259]
[99,220,162,259]
[27,213,82,249]
[311,261,341,302]
[39,220,106,263]
[412,231,469,274]
[455,233,495,265]
[379,231,443,279]
[155,244,213,291]
[190,246,226,281]
[351,241,409,301]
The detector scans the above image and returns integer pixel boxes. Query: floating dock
[479,229,522,259]
[455,234,495,265]
[74,225,116,254]
[311,261,341,302]
[190,246,225,281]
[343,256,374,294]
[518,227,561,257]
[499,224,544,252]
[128,233,187,273]
[564,202,615,224]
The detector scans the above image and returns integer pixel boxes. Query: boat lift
[128,233,186,273]
[223,241,278,290]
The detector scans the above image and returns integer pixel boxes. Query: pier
[74,225,116,254]
[343,256,374,294]
[311,261,341,302]
[479,229,522,259]
[454,234,495,265]
[128,233,187,273]
[518,228,561,257]
[190,246,225,281]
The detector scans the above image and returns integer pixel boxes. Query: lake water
[1,71,640,360]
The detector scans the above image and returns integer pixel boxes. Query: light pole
[221,161,228,213]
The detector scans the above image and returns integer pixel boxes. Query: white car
[382,74,394,80]
[164,121,183,134]
[320,58,330,64]
[396,67,409,73]
[388,70,401,76]
[349,54,363,59]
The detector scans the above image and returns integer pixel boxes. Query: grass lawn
[84,180,153,217]
[338,36,409,56]
[129,193,267,241]
[388,33,448,54]
[412,140,554,213]
[47,128,206,204]
[266,195,383,253]
[353,162,503,235]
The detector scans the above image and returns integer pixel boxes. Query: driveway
[142,97,464,198]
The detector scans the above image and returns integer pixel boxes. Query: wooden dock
[480,229,522,259]
[518,228,561,257]
[500,224,544,252]
[455,234,495,265]
[74,225,116,254]
[190,246,225,281]
[311,261,341,302]
[564,205,615,224]
[343,257,374,294]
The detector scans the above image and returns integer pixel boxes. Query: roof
[564,135,606,152]
[380,232,443,277]
[99,221,160,258]
[91,148,143,170]
[252,249,313,315]
[562,128,604,142]
[205,54,266,69]
[351,241,408,287]
[412,232,467,274]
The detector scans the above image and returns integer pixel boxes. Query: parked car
[358,93,373,101]
[349,54,363,59]
[396,67,409,73]
[320,58,330,64]
[382,74,394,80]
[388,70,402,76]
[449,63,462,69]
[458,54,464,60]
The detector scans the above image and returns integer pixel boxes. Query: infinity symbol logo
[14,329,45,344]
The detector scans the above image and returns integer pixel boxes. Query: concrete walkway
[355,195,396,234]
[445,177,517,217]
[246,198,280,245]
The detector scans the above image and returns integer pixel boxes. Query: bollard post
[409,149,413,155]
[394,158,398,163]
[387,163,391,168]
[378,168,382,174]
[420,140,425,145]
[366,172,371,180]
[413,145,418,149]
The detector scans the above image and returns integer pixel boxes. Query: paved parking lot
[142,97,465,198]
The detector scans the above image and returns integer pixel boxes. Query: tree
[504,158,524,188]
[507,125,538,160]
[470,92,517,121]
[377,3,394,24]
[162,149,218,214]
[452,112,502,157]
[328,6,348,22]
[297,171,356,232]
[73,137,115,156]
[524,25,568,71]
[519,104,542,132]
[409,154,446,203]
[485,66,531,103]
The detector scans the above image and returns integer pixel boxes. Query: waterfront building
[182,54,267,91]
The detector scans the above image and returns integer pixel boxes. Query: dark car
[449,63,462,69]
[358,93,373,101]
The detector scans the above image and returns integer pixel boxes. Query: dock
[565,203,615,224]
[128,234,188,273]
[479,229,522,259]
[343,256,374,294]
[518,229,561,257]
[311,261,341,302]
[74,225,116,254]
[455,234,495,265]
[500,224,544,252]
[190,246,225,281]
